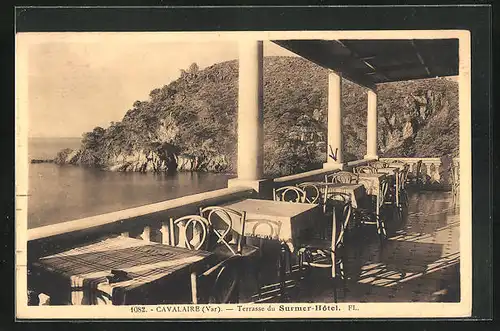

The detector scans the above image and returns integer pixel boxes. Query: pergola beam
[334,40,390,81]
[411,40,432,76]
[272,40,376,90]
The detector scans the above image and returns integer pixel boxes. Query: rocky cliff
[56,57,458,176]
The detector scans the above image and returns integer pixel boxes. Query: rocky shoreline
[54,147,231,173]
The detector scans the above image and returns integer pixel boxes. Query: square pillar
[228,40,268,194]
[323,71,344,170]
[364,88,379,160]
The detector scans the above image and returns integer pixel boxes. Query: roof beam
[272,40,376,90]
[335,40,389,81]
[410,40,432,76]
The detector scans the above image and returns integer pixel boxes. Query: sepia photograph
[15,27,472,319]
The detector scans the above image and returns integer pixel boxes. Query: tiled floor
[241,189,460,303]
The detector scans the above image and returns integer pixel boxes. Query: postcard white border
[15,29,472,319]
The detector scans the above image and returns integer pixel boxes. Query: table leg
[376,194,381,235]
[395,171,400,207]
[190,271,198,304]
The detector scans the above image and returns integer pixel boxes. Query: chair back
[200,206,247,255]
[389,159,405,165]
[296,182,321,203]
[379,177,390,207]
[370,161,388,169]
[169,215,209,250]
[244,218,282,240]
[273,186,307,203]
[325,171,359,184]
[354,165,377,174]
[199,255,242,304]
[323,192,352,248]
[399,164,410,189]
[450,164,460,187]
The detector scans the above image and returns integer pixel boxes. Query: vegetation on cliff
[57,57,459,177]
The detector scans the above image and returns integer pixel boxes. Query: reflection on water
[28,163,233,229]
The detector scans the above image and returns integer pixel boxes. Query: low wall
[380,157,459,190]
[28,186,256,258]
[273,167,339,187]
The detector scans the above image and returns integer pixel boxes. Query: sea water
[27,137,232,229]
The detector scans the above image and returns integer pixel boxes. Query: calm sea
[28,137,232,229]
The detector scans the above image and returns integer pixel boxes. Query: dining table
[30,236,215,305]
[375,167,401,206]
[221,198,321,302]
[384,162,407,171]
[358,173,388,217]
[303,182,366,209]
[222,198,321,253]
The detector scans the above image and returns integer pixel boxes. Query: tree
[188,62,199,75]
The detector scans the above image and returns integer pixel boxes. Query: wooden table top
[224,198,318,218]
[223,198,320,244]
[376,167,399,175]
[34,236,214,296]
[358,173,387,179]
[300,182,366,208]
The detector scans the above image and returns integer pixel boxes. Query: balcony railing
[380,157,459,190]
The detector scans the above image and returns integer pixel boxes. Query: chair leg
[253,259,262,301]
[277,243,287,302]
[332,277,338,303]
[339,260,348,300]
[376,214,387,241]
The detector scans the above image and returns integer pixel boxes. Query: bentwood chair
[397,164,410,207]
[198,255,243,304]
[295,182,321,204]
[199,206,260,302]
[244,218,286,302]
[272,185,319,301]
[325,171,359,184]
[354,165,377,174]
[168,215,210,250]
[297,192,353,303]
[388,159,406,166]
[354,177,389,241]
[273,186,307,203]
[199,206,259,259]
[406,160,423,187]
[370,161,389,169]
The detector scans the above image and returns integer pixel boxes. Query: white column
[236,41,264,180]
[365,89,379,159]
[324,71,343,169]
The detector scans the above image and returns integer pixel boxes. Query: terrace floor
[240,188,461,303]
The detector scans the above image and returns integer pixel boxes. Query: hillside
[55,57,459,177]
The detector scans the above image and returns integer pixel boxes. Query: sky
[20,34,297,138]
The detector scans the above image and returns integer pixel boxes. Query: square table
[222,198,321,302]
[384,163,407,171]
[376,167,399,176]
[358,173,388,217]
[222,198,321,253]
[376,167,401,206]
[305,182,366,209]
[358,173,387,196]
[31,236,215,305]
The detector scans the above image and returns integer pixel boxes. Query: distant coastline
[30,159,54,164]
[28,137,82,163]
